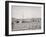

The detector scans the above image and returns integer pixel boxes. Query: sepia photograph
[5,1,45,36]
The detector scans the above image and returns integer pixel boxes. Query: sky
[11,5,41,19]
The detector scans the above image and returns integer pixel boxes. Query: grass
[12,18,41,31]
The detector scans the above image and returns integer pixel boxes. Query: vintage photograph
[11,6,41,31]
[5,1,45,36]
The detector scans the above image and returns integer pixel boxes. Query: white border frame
[9,3,44,35]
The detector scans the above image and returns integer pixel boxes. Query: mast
[19,10,24,23]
